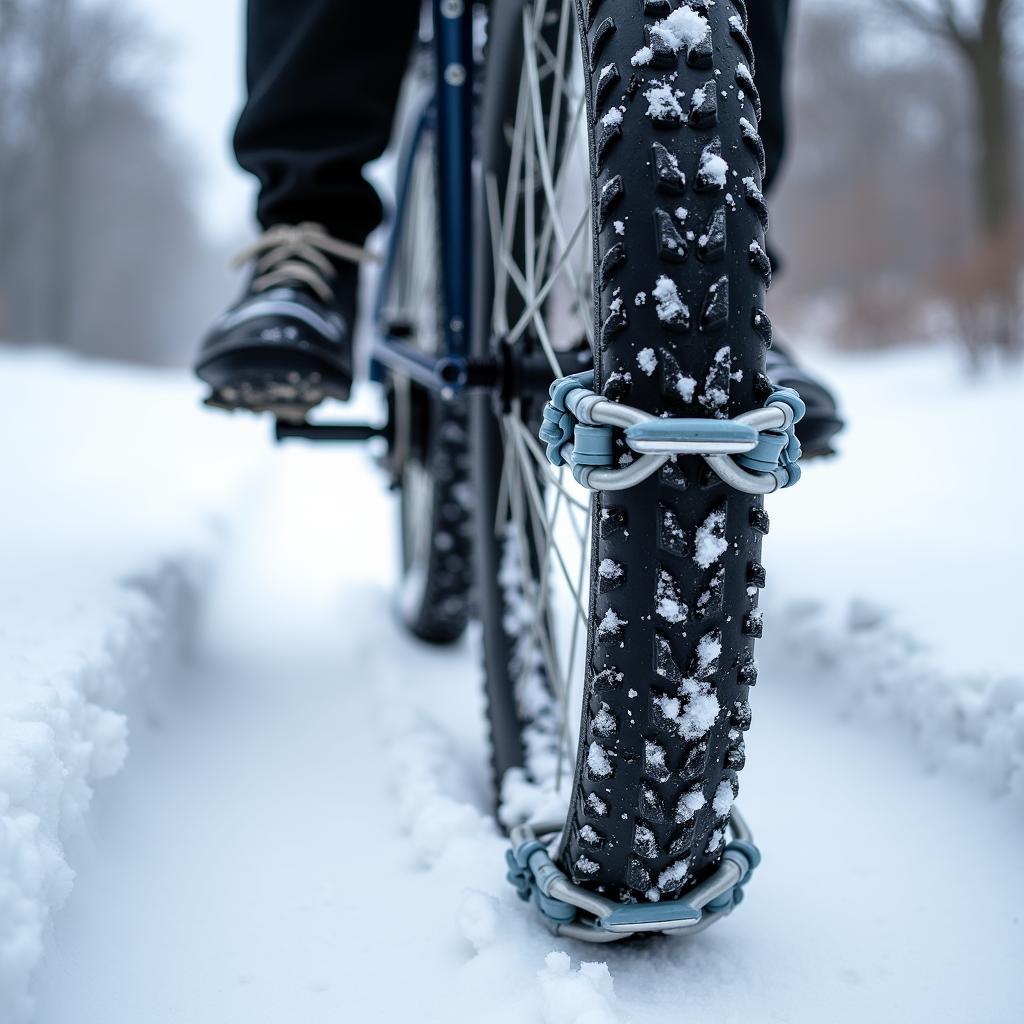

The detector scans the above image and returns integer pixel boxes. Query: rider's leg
[234,0,420,245]
[194,0,420,416]
[746,0,844,456]
[746,0,791,195]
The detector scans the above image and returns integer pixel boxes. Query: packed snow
[1,343,1022,1022]
[650,8,709,54]
[699,148,729,189]
[694,506,728,568]
[643,84,684,123]
[652,275,689,327]
[0,347,263,1021]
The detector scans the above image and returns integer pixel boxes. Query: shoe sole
[195,347,352,422]
[797,416,844,461]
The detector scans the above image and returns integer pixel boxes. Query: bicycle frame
[369,0,475,396]
[275,0,568,444]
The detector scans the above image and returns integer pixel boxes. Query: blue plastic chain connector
[573,425,614,466]
[540,373,806,493]
[704,839,762,915]
[736,386,806,489]
[505,839,577,925]
[549,370,594,408]
[541,371,614,473]
[539,403,573,466]
[768,386,806,425]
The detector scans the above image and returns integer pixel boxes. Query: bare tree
[891,0,1021,355]
[0,0,223,364]
[771,3,980,345]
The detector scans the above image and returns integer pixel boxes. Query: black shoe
[194,223,366,420]
[766,341,844,458]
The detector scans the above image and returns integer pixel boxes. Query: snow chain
[539,371,805,495]
[505,811,760,942]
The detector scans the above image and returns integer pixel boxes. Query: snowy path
[33,445,1024,1023]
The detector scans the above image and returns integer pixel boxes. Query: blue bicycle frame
[369,0,476,395]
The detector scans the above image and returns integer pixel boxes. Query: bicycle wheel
[382,95,474,645]
[472,0,771,901]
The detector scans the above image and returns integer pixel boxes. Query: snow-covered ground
[2,344,1021,1022]
[0,349,263,1020]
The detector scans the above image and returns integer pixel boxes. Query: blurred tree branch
[890,0,1021,355]
[0,0,218,362]
[891,0,973,50]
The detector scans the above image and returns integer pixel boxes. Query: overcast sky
[122,0,254,241]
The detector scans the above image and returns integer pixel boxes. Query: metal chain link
[505,811,761,942]
[539,371,806,495]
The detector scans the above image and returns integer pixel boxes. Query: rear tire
[473,0,772,903]
[385,103,474,645]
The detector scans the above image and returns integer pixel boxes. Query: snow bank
[772,598,1024,806]
[0,561,204,1020]
[760,345,1024,803]
[0,347,262,1021]
[380,691,629,1024]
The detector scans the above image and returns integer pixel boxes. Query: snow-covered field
[2,343,1021,1022]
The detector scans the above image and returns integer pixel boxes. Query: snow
[587,742,613,779]
[599,107,623,129]
[712,780,736,818]
[643,84,683,123]
[596,607,625,639]
[538,953,618,1024]
[5,343,1023,1022]
[649,8,709,54]
[696,633,722,672]
[655,858,689,894]
[0,346,263,1022]
[655,570,688,624]
[699,149,729,188]
[700,346,731,412]
[672,374,697,402]
[677,677,721,740]
[637,348,657,376]
[630,46,653,68]
[652,275,689,326]
[676,787,707,822]
[694,507,728,568]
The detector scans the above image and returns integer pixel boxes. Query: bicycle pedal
[202,371,342,423]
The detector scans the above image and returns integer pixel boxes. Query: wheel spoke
[506,206,589,345]
[556,506,591,787]
[487,0,597,797]
[507,420,588,627]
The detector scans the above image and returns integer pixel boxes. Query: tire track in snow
[33,446,1024,1024]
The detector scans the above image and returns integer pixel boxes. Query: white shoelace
[232,222,379,303]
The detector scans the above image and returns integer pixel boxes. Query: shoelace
[232,222,379,304]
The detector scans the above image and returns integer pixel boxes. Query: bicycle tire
[472,0,771,902]
[386,107,474,645]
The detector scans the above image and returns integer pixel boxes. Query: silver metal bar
[705,455,778,495]
[583,454,669,491]
[630,437,759,456]
[554,921,633,943]
[547,876,618,921]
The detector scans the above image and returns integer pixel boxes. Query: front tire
[474,0,772,903]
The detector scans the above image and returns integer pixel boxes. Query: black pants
[235,0,792,244]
